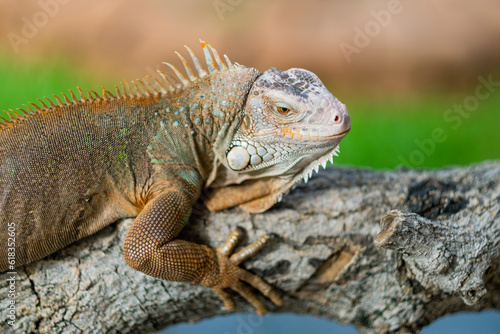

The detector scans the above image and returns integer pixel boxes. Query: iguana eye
[276,106,292,115]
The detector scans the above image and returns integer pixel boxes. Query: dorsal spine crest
[0,40,236,129]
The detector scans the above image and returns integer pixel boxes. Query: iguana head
[227,67,350,172]
[207,65,351,213]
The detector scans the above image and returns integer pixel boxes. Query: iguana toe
[211,230,282,315]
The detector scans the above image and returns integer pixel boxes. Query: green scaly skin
[0,41,350,314]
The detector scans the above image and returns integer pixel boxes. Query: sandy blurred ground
[0,0,499,96]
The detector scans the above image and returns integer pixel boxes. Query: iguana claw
[210,229,283,315]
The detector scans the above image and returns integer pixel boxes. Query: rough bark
[1,162,499,334]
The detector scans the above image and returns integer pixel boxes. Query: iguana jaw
[278,127,351,142]
[204,143,343,213]
[233,144,343,213]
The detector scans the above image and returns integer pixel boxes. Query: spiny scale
[0,40,233,128]
[301,146,340,183]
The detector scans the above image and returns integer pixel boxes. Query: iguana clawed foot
[209,228,283,315]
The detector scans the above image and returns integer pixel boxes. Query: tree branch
[375,209,496,306]
[1,162,499,334]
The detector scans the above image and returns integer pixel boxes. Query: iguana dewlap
[0,41,350,315]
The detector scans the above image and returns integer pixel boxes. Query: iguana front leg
[122,180,282,315]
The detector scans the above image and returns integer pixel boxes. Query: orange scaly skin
[0,42,350,315]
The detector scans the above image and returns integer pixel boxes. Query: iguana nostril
[334,115,340,122]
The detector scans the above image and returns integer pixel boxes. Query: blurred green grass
[1,52,499,169]
[0,52,108,113]
[336,93,500,169]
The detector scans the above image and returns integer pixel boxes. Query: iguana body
[0,41,350,314]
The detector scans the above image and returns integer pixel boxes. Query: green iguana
[0,41,351,315]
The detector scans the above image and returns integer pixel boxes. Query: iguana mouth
[281,126,351,139]
[260,108,352,144]
[271,126,351,146]
[325,127,351,139]
[227,118,350,172]
[252,125,351,141]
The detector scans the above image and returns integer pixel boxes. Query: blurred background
[0,0,498,332]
